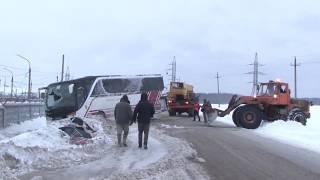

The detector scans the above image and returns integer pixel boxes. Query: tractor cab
[257,81,290,105]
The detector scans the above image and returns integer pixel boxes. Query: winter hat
[121,95,129,103]
[141,93,148,101]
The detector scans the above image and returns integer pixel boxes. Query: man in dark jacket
[132,93,155,149]
[114,95,132,147]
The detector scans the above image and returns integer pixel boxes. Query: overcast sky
[0,0,320,97]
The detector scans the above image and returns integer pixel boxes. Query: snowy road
[155,113,320,180]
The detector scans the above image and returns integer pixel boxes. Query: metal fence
[0,103,45,129]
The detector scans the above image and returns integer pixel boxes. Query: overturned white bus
[44,75,164,120]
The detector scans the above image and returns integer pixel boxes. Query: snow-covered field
[211,104,320,154]
[0,116,208,180]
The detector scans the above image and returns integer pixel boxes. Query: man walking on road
[193,102,201,121]
[114,95,132,147]
[132,93,155,150]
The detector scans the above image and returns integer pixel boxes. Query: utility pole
[247,52,264,96]
[166,56,177,89]
[169,56,177,82]
[17,54,32,100]
[65,66,70,81]
[291,56,300,98]
[216,72,221,107]
[11,76,13,98]
[3,78,6,96]
[3,68,14,98]
[61,54,65,82]
[216,72,221,94]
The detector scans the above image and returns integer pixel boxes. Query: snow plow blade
[214,95,240,117]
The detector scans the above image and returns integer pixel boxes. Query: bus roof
[46,74,163,87]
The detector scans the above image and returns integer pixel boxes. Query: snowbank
[0,116,113,178]
[0,117,47,141]
[0,115,208,180]
[160,124,185,129]
[210,104,320,154]
[255,106,320,154]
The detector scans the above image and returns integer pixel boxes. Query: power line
[301,61,320,65]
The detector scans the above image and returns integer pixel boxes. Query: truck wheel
[238,105,262,129]
[169,110,176,116]
[188,109,194,117]
[232,107,242,127]
[289,110,307,126]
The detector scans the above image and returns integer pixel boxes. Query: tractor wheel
[238,105,262,129]
[232,107,242,127]
[169,110,176,116]
[289,110,307,126]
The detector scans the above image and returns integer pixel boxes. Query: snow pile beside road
[0,117,113,179]
[255,106,320,153]
[211,104,320,154]
[0,115,208,180]
[0,125,72,151]
[160,124,184,129]
[0,117,47,141]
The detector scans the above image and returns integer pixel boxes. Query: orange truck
[167,82,195,117]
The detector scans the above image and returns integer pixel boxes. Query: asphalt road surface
[154,113,320,180]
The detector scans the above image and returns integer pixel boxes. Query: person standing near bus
[131,93,155,150]
[114,95,132,147]
[193,102,201,121]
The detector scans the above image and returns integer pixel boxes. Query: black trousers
[194,110,200,121]
[138,123,150,146]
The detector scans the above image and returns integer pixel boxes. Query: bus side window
[92,80,107,96]
[77,87,86,108]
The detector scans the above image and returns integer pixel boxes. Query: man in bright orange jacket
[193,103,201,121]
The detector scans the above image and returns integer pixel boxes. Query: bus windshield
[47,83,76,109]
[46,77,96,110]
